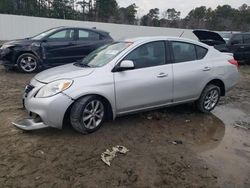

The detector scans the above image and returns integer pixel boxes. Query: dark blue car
[0,26,113,73]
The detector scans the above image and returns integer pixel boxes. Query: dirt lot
[0,65,249,188]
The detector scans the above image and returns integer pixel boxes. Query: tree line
[0,0,250,31]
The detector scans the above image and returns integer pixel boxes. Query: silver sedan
[13,37,239,134]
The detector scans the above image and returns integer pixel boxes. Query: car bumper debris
[101,145,129,166]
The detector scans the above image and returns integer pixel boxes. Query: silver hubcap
[204,89,219,110]
[82,100,104,129]
[20,56,37,72]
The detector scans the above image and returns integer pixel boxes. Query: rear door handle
[157,73,168,78]
[203,67,211,71]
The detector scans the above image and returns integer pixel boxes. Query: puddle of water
[198,104,250,188]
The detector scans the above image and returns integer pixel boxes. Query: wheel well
[206,79,225,96]
[15,51,37,63]
[62,94,114,128]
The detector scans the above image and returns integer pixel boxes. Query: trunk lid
[193,30,226,46]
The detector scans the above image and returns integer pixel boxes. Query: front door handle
[157,73,168,78]
[203,67,211,71]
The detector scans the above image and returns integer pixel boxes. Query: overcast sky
[116,0,250,18]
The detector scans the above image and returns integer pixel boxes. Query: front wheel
[16,53,39,73]
[70,96,105,134]
[196,84,221,113]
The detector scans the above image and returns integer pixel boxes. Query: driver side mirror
[113,60,135,72]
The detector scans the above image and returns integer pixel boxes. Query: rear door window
[172,42,196,63]
[172,41,208,63]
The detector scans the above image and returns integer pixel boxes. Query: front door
[114,41,173,114]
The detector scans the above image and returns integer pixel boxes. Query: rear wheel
[196,84,221,113]
[17,53,39,73]
[70,96,105,134]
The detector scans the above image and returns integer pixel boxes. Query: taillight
[228,59,239,69]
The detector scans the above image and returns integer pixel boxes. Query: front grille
[24,84,34,95]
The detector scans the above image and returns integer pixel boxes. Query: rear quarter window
[196,46,208,60]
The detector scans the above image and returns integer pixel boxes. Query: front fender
[12,44,43,64]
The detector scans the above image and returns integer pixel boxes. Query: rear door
[171,41,211,102]
[114,41,173,113]
[42,29,78,65]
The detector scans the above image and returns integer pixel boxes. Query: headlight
[36,79,73,98]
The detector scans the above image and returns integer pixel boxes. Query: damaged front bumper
[0,48,15,69]
[12,118,49,131]
[12,79,74,131]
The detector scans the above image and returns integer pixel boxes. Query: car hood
[2,38,35,46]
[34,63,95,83]
[193,30,226,46]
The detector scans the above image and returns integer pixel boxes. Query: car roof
[51,26,110,35]
[123,36,210,48]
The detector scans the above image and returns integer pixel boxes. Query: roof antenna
[179,31,184,38]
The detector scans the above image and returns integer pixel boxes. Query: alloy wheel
[204,89,219,111]
[19,56,37,72]
[82,100,104,129]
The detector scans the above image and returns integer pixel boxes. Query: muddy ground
[0,65,249,188]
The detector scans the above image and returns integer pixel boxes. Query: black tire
[16,53,39,73]
[196,84,221,113]
[70,96,106,134]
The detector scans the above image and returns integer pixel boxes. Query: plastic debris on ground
[234,121,250,130]
[171,140,183,145]
[101,145,129,166]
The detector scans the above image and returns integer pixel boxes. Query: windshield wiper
[73,62,91,68]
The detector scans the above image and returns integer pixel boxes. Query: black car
[193,30,250,62]
[0,27,113,73]
[226,32,250,62]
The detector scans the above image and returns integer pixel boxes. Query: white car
[13,37,239,134]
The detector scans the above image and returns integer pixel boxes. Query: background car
[217,31,240,43]
[193,30,250,63]
[13,37,239,134]
[226,32,250,62]
[0,26,113,73]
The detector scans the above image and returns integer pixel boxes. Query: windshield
[31,28,59,40]
[79,42,132,68]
